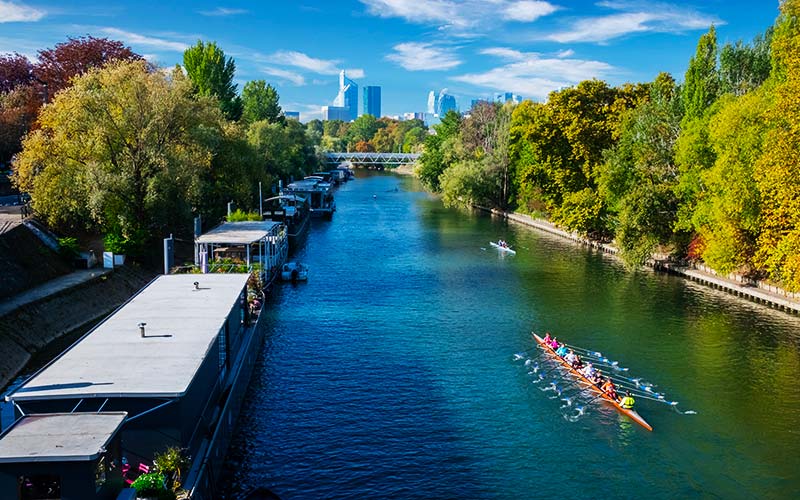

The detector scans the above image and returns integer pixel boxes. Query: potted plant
[153,447,190,495]
[130,472,174,500]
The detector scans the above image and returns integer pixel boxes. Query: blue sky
[0,0,782,121]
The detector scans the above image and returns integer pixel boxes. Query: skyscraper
[322,106,350,121]
[332,70,358,121]
[362,86,381,117]
[437,89,457,115]
[427,88,458,117]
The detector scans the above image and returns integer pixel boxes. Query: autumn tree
[241,80,283,124]
[13,60,220,253]
[0,53,33,93]
[34,36,141,98]
[183,40,242,120]
[752,0,800,290]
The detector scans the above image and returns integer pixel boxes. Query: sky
[0,0,783,121]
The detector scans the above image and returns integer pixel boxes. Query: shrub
[227,209,261,222]
[57,237,80,259]
[130,472,167,497]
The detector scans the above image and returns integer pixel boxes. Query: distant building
[362,85,381,117]
[332,70,358,121]
[494,92,521,104]
[402,112,426,121]
[284,111,300,120]
[427,89,457,117]
[470,98,491,111]
[322,106,350,121]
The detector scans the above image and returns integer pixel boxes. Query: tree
[183,40,242,120]
[719,28,772,96]
[241,80,283,124]
[597,74,683,265]
[0,86,40,165]
[682,26,719,121]
[34,36,141,98]
[345,114,381,148]
[417,110,461,191]
[354,140,374,152]
[752,0,800,290]
[0,53,33,93]
[13,60,221,253]
[247,119,318,181]
[694,90,768,274]
[402,126,426,153]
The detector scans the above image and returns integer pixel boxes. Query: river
[220,171,800,499]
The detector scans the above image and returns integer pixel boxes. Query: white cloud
[548,2,723,43]
[480,47,527,61]
[359,0,558,32]
[556,49,574,58]
[0,1,44,22]
[100,28,189,52]
[502,1,559,22]
[452,51,614,100]
[264,50,364,78]
[386,42,461,71]
[198,7,248,16]
[261,66,306,86]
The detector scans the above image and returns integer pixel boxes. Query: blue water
[221,172,800,499]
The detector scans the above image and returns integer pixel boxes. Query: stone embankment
[487,208,800,315]
[0,266,154,389]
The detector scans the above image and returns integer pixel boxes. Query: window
[19,474,61,500]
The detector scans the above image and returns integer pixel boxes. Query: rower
[620,391,635,409]
[590,370,603,385]
[555,343,568,357]
[601,378,618,400]
[564,350,578,366]
[549,337,559,349]
[580,362,596,378]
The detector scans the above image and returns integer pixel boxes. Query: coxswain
[555,343,568,357]
[601,378,618,400]
[620,391,635,409]
[543,332,552,345]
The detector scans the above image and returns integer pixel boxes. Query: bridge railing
[324,152,420,165]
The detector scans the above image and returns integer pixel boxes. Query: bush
[57,237,80,259]
[227,209,262,222]
[130,472,167,497]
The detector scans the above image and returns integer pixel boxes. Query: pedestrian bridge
[324,152,420,166]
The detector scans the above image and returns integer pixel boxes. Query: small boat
[532,333,653,431]
[490,241,516,254]
[281,262,308,281]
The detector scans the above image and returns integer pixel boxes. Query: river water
[220,172,800,499]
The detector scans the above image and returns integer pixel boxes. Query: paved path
[0,268,112,318]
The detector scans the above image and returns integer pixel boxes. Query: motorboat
[281,262,308,281]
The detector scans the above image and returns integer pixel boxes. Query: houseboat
[261,195,310,254]
[283,179,336,220]
[1,272,266,500]
[194,220,288,286]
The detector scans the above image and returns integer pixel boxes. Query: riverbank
[485,207,800,314]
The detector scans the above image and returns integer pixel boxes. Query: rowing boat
[490,241,516,254]
[532,333,653,431]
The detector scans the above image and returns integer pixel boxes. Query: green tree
[402,126,426,153]
[13,60,220,253]
[345,114,381,148]
[247,119,318,181]
[183,40,242,120]
[719,28,772,96]
[241,80,283,124]
[417,110,461,191]
[694,90,768,274]
[682,26,720,121]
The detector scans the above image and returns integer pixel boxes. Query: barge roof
[0,412,126,463]
[195,220,283,245]
[10,273,249,401]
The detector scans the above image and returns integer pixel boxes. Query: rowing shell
[489,241,516,254]
[532,333,653,431]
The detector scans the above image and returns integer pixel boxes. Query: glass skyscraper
[362,86,381,117]
[333,70,358,121]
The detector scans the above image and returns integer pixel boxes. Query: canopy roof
[195,221,282,245]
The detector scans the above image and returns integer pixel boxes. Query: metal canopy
[195,221,282,245]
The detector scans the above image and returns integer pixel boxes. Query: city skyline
[0,1,781,121]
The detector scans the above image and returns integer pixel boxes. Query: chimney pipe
[138,322,146,338]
